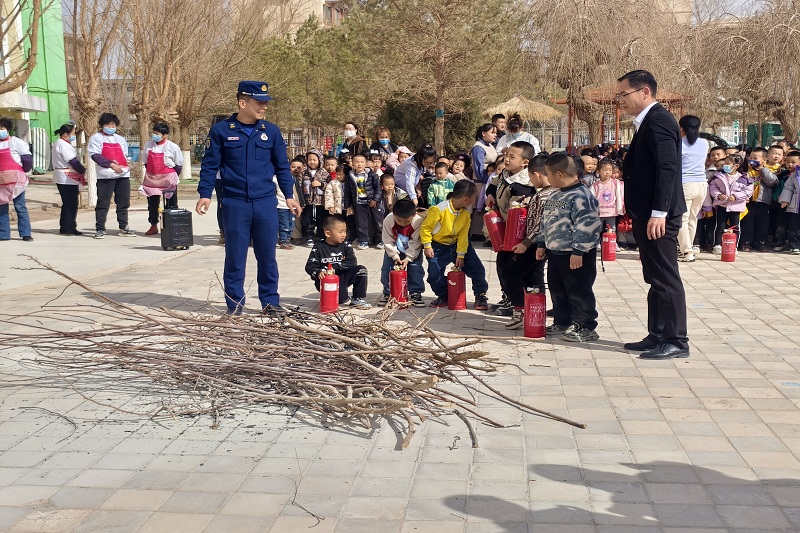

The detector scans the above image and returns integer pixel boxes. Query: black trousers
[714,208,740,246]
[770,203,788,242]
[300,205,327,241]
[788,213,800,249]
[632,216,688,349]
[56,184,79,233]
[498,246,545,308]
[739,201,770,247]
[354,203,383,244]
[95,178,131,231]
[147,192,178,225]
[547,248,598,330]
[314,265,368,303]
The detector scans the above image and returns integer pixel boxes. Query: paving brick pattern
[2,196,800,532]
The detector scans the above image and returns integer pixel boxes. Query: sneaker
[378,293,391,305]
[279,241,294,250]
[757,244,769,252]
[429,296,449,308]
[678,253,695,263]
[350,298,371,310]
[262,304,289,317]
[218,233,225,245]
[474,293,489,311]
[409,293,425,307]
[546,323,573,335]
[563,324,600,342]
[376,242,385,249]
[225,307,243,316]
[692,245,700,253]
[306,239,314,247]
[145,224,158,236]
[22,236,33,242]
[494,305,513,316]
[340,298,351,307]
[773,244,785,252]
[792,249,800,255]
[712,245,722,255]
[357,242,369,250]
[118,228,136,237]
[490,295,510,311]
[741,245,751,252]
[505,309,524,330]
[94,230,105,239]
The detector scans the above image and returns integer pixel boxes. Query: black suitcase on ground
[161,208,193,250]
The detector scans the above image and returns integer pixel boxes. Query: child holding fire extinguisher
[305,216,371,309]
[535,154,602,342]
[504,154,554,330]
[378,199,426,307]
[486,141,537,317]
[705,154,753,254]
[421,180,490,310]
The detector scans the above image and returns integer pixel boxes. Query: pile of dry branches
[0,260,584,446]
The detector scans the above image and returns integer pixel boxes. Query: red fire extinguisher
[447,268,467,310]
[319,263,339,313]
[483,209,506,253]
[503,204,528,251]
[389,266,408,303]
[601,225,616,262]
[721,228,737,262]
[523,288,546,339]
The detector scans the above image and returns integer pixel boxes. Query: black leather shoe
[640,343,690,360]
[623,338,660,351]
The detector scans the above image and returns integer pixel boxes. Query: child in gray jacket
[535,154,602,343]
[778,165,800,254]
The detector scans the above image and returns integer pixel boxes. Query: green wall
[24,2,70,140]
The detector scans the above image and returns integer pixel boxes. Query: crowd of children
[698,142,800,255]
[290,121,800,341]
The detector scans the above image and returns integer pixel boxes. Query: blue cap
[237,80,273,102]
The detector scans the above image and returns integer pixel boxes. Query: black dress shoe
[623,338,660,351]
[640,343,690,360]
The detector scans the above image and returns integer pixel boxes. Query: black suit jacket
[623,103,686,221]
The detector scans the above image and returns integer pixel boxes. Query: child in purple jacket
[705,155,754,255]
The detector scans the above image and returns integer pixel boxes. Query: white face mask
[344,129,356,138]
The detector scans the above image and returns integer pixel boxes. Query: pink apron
[0,147,28,206]
[101,141,127,167]
[141,150,178,199]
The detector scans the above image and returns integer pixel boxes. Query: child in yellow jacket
[420,180,489,310]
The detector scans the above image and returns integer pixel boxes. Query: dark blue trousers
[426,242,488,298]
[221,195,280,310]
[380,253,425,295]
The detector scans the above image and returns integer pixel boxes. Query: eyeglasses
[613,87,645,102]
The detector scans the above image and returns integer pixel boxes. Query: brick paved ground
[2,188,800,532]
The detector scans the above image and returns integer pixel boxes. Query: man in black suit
[616,70,689,360]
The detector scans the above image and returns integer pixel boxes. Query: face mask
[103,127,116,135]
[152,133,163,143]
[0,130,8,140]
[379,139,390,146]
[69,135,76,142]
[722,165,732,174]
[344,129,356,138]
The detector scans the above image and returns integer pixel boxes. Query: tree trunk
[434,87,445,155]
[572,97,604,147]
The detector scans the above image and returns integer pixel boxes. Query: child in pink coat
[704,155,754,254]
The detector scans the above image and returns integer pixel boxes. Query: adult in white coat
[51,123,87,235]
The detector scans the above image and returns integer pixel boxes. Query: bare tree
[0,0,44,95]
[63,0,126,136]
[526,0,681,145]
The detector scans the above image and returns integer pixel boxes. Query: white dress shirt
[632,101,667,218]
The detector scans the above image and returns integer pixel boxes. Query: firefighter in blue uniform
[196,81,300,315]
